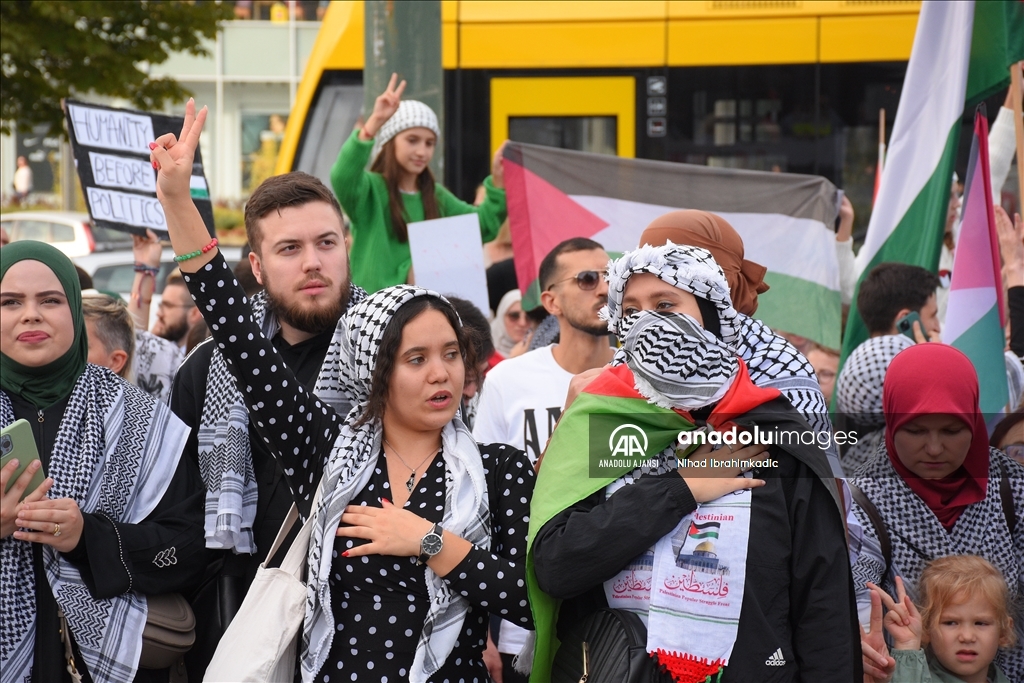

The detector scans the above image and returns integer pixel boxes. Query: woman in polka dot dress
[151,101,535,682]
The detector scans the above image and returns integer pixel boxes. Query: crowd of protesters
[0,79,1022,683]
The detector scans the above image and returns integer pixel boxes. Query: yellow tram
[276,1,923,219]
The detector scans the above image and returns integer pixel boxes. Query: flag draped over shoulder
[502,144,843,348]
[525,364,697,683]
[945,108,1009,414]
[841,0,1024,369]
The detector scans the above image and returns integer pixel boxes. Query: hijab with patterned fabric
[193,285,366,553]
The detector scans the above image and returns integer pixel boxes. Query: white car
[75,246,243,329]
[0,211,133,257]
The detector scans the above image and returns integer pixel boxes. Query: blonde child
[861,556,1016,683]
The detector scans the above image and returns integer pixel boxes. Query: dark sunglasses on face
[546,270,605,292]
[505,310,527,321]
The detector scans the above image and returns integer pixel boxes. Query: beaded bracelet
[173,238,218,263]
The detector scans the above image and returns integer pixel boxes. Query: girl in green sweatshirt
[862,557,1014,683]
[331,73,507,293]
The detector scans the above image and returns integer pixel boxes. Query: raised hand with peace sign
[359,72,407,141]
[149,98,219,273]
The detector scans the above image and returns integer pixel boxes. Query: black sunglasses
[546,270,604,292]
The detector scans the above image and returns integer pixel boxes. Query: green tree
[1,1,233,137]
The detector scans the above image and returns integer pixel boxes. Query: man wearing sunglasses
[473,237,615,681]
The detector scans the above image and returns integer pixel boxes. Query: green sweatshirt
[330,130,507,293]
[891,649,1009,683]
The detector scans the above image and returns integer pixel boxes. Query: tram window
[508,116,617,156]
[293,82,363,190]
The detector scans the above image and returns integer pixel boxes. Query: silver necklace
[384,439,439,492]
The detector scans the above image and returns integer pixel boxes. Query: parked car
[0,211,133,258]
[75,245,243,329]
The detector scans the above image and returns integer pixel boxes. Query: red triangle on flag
[504,156,609,296]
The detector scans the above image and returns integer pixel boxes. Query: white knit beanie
[371,100,441,162]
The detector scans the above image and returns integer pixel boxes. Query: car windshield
[90,223,134,246]
[92,261,240,295]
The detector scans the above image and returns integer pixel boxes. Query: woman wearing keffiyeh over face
[0,241,206,683]
[527,243,860,682]
[151,100,534,682]
[640,210,845,479]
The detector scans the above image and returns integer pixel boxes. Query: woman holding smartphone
[0,241,206,683]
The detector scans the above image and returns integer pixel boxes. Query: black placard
[63,99,215,238]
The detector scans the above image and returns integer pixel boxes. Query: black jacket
[10,388,206,683]
[533,398,862,682]
[170,327,339,679]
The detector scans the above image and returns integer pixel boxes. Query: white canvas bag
[204,484,322,683]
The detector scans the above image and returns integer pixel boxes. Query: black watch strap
[417,523,444,565]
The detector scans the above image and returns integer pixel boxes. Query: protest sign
[407,213,490,316]
[64,99,215,238]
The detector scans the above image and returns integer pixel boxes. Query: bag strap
[264,503,300,565]
[999,459,1017,535]
[263,476,325,569]
[848,482,892,580]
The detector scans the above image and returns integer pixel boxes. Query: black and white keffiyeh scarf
[0,365,187,683]
[834,335,914,471]
[603,242,844,477]
[617,311,738,410]
[196,287,366,553]
[132,330,183,403]
[607,310,743,488]
[301,285,490,683]
[850,445,1024,680]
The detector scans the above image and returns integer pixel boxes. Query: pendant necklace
[384,439,440,492]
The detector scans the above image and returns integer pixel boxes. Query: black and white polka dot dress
[324,445,533,682]
[183,254,535,681]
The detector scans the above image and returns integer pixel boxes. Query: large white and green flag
[842,0,1024,365]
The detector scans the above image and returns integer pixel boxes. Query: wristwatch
[417,523,444,565]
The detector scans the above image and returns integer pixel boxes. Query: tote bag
[204,484,322,683]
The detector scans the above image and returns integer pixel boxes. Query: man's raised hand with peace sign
[149,98,220,273]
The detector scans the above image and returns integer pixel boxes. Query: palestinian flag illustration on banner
[687,520,722,540]
[502,142,844,348]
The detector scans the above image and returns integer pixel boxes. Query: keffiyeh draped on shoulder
[835,334,913,470]
[302,286,490,683]
[0,366,188,683]
[195,286,365,553]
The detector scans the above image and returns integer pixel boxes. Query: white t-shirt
[472,345,574,655]
[473,345,574,465]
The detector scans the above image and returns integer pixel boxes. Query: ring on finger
[52,523,61,537]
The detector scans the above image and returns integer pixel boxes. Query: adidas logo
[765,648,786,666]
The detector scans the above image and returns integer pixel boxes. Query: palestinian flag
[688,521,721,540]
[502,144,843,348]
[944,107,1009,414]
[841,0,1024,368]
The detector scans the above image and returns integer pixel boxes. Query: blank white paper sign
[407,213,490,316]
